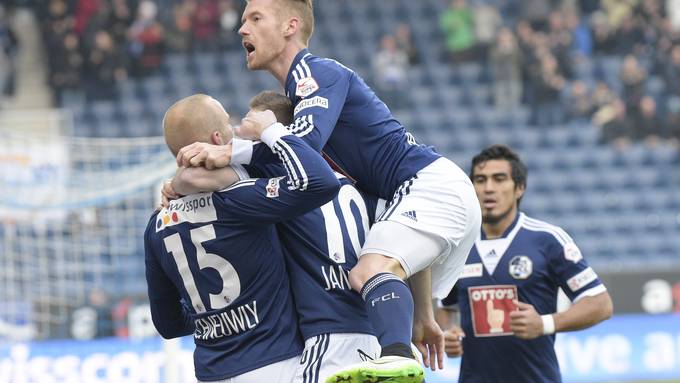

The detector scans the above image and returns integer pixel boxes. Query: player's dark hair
[249,91,294,125]
[470,144,528,203]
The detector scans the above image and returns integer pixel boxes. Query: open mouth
[243,41,255,57]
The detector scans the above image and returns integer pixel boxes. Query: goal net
[0,128,176,340]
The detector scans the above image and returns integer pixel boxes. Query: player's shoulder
[293,52,349,84]
[519,213,573,246]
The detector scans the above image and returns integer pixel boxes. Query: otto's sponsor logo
[156,193,217,231]
[567,267,598,292]
[468,285,517,337]
[295,77,319,98]
[509,255,533,279]
[294,96,328,115]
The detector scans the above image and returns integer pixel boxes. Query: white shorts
[294,333,381,383]
[199,356,299,383]
[361,157,482,299]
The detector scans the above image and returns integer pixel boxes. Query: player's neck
[482,207,518,240]
[268,43,307,87]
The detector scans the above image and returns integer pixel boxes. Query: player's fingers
[415,342,430,368]
[189,150,209,167]
[436,335,445,370]
[515,301,532,310]
[177,143,199,166]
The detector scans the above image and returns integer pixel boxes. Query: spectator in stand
[592,81,618,112]
[590,11,617,55]
[110,0,132,46]
[566,80,594,121]
[533,52,566,126]
[615,13,645,55]
[473,2,501,59]
[373,34,410,110]
[218,0,240,50]
[440,0,476,62]
[547,10,574,78]
[633,95,665,146]
[521,0,552,31]
[593,98,633,150]
[85,30,126,101]
[191,0,219,51]
[165,1,193,53]
[490,27,523,111]
[566,11,593,59]
[620,54,647,112]
[395,23,420,65]
[128,0,165,77]
[665,45,680,97]
[49,32,83,105]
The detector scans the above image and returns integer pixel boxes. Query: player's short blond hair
[279,0,314,45]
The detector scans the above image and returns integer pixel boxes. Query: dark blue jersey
[248,163,379,340]
[242,49,440,199]
[144,132,340,381]
[441,213,606,383]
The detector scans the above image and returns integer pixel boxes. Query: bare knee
[349,253,407,293]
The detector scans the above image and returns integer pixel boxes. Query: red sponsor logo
[468,285,517,337]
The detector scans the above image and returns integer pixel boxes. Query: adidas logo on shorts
[401,210,418,221]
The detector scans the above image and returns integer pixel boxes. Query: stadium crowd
[6,0,676,144]
[0,5,18,108]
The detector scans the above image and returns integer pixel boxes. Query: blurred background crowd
[0,0,678,148]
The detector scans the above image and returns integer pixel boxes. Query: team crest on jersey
[266,177,284,198]
[296,77,319,98]
[563,242,583,263]
[508,255,533,279]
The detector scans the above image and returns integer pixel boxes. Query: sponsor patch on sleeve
[295,77,319,98]
[567,267,598,292]
[266,177,284,198]
[564,242,583,263]
[294,96,329,115]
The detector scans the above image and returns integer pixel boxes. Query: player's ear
[211,131,225,145]
[282,16,300,38]
[515,183,526,200]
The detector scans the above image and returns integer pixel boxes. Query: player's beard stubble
[482,204,515,226]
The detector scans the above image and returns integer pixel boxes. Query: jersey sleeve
[287,62,350,151]
[213,131,340,224]
[144,219,195,339]
[545,229,606,303]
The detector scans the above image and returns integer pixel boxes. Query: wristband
[260,123,290,148]
[231,138,253,165]
[541,314,555,335]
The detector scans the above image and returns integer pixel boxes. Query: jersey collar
[480,212,523,240]
[285,48,311,96]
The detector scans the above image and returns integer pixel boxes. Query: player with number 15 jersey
[144,120,340,382]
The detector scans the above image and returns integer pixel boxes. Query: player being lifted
[176,1,482,382]
[145,94,340,382]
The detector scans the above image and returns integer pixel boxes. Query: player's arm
[144,222,195,339]
[410,268,445,370]
[510,237,613,340]
[436,286,465,357]
[232,64,350,161]
[215,123,340,223]
[170,166,243,196]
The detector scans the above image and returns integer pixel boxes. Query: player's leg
[295,333,381,383]
[327,157,480,383]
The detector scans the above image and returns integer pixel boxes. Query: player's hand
[176,142,232,169]
[443,326,465,357]
[236,109,277,140]
[509,300,543,339]
[412,317,445,371]
[160,179,180,208]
